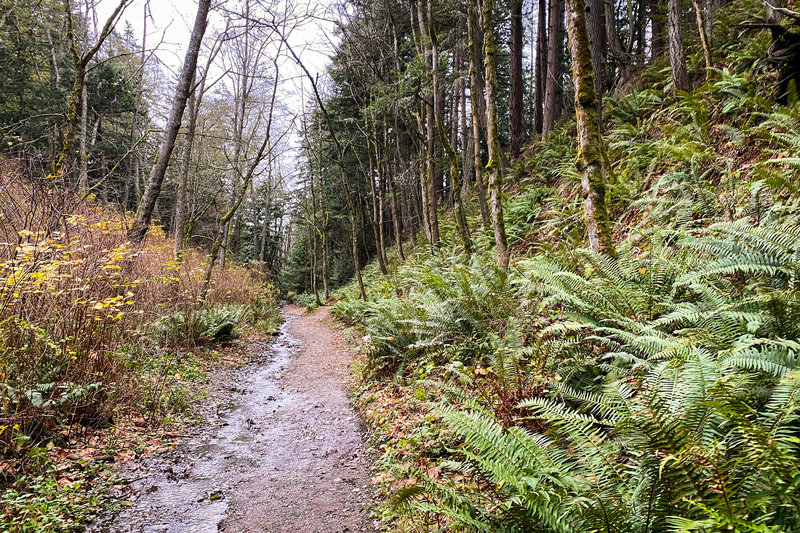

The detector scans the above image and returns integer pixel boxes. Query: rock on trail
[89,305,373,533]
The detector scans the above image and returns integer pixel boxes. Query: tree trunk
[481,0,510,268]
[309,123,331,299]
[430,15,472,255]
[415,112,433,245]
[322,213,330,300]
[534,0,548,134]
[311,220,320,306]
[460,61,471,203]
[367,129,388,275]
[691,0,713,77]
[61,58,86,182]
[565,0,617,256]
[450,49,461,205]
[309,170,321,306]
[467,0,490,228]
[586,0,605,116]
[388,118,405,261]
[348,183,367,300]
[605,0,634,86]
[388,9,406,261]
[650,0,665,57]
[510,0,525,159]
[127,1,148,212]
[174,88,197,258]
[667,0,689,90]
[79,81,89,191]
[543,0,565,134]
[419,0,440,246]
[202,178,255,299]
[129,0,211,243]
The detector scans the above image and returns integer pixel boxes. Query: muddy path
[89,305,373,533]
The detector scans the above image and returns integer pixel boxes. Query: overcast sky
[99,0,335,75]
[96,0,338,185]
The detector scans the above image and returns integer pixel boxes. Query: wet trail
[89,305,372,533]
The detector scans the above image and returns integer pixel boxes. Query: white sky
[101,0,335,76]
[96,0,338,186]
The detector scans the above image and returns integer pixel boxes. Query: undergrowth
[334,4,800,531]
[0,167,281,530]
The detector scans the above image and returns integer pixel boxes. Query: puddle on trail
[89,315,300,533]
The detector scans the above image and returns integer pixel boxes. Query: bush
[0,168,274,457]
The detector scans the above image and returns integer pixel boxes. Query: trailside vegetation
[0,1,288,529]
[287,0,800,530]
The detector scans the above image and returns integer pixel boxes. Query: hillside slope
[330,5,800,531]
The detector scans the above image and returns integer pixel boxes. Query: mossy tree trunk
[416,0,440,248]
[428,3,471,255]
[467,0,490,228]
[565,0,617,256]
[60,0,129,186]
[481,0,510,268]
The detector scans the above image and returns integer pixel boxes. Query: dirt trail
[89,305,373,533]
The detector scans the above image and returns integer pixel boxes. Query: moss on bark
[566,0,616,257]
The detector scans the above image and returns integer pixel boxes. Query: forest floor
[88,304,374,533]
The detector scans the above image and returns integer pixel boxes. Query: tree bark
[384,122,404,262]
[388,7,406,261]
[366,127,388,275]
[481,0,510,268]
[414,111,433,245]
[586,0,605,110]
[419,0,440,246]
[172,28,224,259]
[565,0,616,256]
[510,0,525,159]
[129,0,211,243]
[543,0,565,134]
[460,58,471,203]
[667,0,689,90]
[534,0,548,134]
[429,16,472,255]
[127,0,148,212]
[467,0,490,228]
[605,0,634,86]
[79,80,89,190]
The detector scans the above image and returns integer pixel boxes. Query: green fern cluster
[152,304,247,346]
[388,218,800,531]
[334,261,518,375]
